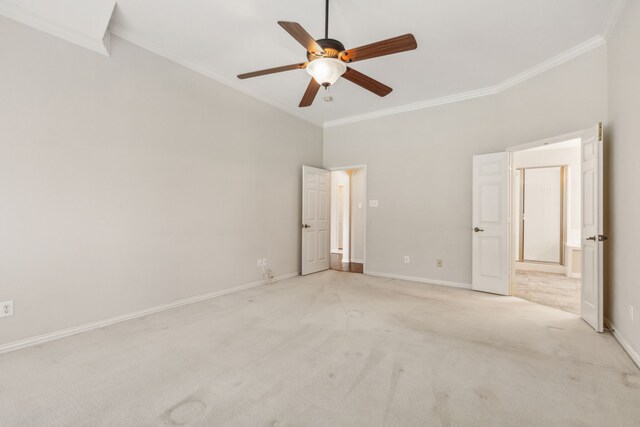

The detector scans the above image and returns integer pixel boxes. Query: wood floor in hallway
[1,271,638,426]
[330,252,363,273]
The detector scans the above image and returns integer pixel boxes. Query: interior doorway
[473,124,603,331]
[510,138,582,314]
[330,167,366,273]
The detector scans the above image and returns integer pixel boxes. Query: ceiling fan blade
[278,21,325,55]
[299,78,321,107]
[340,34,417,63]
[342,68,392,97]
[237,63,307,80]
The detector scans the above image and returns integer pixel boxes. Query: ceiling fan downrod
[325,0,329,39]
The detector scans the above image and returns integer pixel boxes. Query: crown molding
[601,0,629,40]
[109,25,323,128]
[323,86,498,128]
[108,24,605,130]
[0,0,115,56]
[1,2,617,129]
[324,35,606,128]
[496,35,605,92]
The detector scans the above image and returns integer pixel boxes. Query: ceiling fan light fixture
[306,58,346,87]
[237,1,417,107]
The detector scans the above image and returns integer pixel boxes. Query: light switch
[358,202,363,209]
[369,200,379,207]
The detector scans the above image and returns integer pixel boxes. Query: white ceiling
[0,0,116,54]
[2,0,624,126]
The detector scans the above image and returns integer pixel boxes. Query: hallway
[330,253,363,273]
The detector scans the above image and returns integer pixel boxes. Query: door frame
[514,165,568,265]
[505,129,584,296]
[328,165,368,273]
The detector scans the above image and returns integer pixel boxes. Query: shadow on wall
[603,125,614,320]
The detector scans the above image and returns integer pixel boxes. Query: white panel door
[472,152,510,295]
[302,166,330,275]
[581,124,604,332]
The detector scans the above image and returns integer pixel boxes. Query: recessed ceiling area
[0,0,623,125]
[105,0,621,126]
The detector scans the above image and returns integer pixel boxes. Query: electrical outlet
[630,305,635,321]
[436,259,443,268]
[403,256,410,264]
[262,258,268,267]
[1,300,14,318]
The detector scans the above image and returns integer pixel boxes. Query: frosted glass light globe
[306,58,347,86]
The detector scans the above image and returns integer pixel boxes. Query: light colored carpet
[1,270,639,426]
[514,270,581,314]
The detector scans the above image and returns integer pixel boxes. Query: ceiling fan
[237,0,417,107]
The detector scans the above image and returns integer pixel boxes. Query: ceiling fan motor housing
[307,38,346,61]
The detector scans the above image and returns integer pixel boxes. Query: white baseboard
[605,317,640,369]
[0,272,299,355]
[365,271,471,290]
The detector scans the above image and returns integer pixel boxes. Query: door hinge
[598,123,603,141]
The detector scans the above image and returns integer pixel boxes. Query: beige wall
[606,1,640,359]
[0,17,323,346]
[3,6,636,360]
[324,46,606,286]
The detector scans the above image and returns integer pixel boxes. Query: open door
[302,166,331,275]
[472,152,510,295]
[581,123,604,332]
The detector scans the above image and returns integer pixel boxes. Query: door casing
[506,130,584,294]
[504,127,604,332]
[328,165,367,273]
